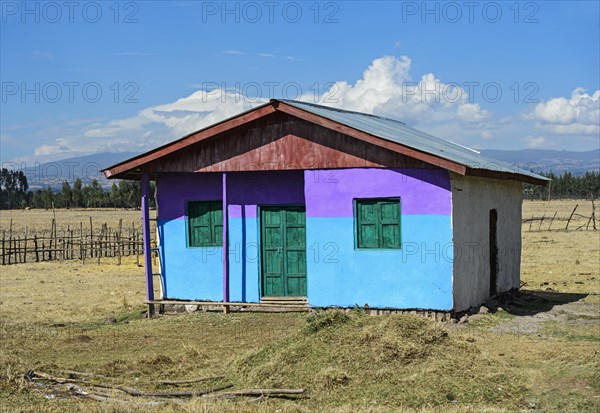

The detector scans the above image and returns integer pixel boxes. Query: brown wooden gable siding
[141,112,433,174]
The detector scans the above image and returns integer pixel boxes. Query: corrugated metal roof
[277,99,549,181]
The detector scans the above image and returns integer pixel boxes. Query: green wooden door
[260,206,307,297]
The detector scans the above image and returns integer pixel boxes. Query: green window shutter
[188,201,223,246]
[212,207,223,245]
[356,198,401,249]
[357,200,379,248]
[379,201,401,248]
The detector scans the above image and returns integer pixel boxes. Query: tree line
[0,169,155,209]
[524,170,600,200]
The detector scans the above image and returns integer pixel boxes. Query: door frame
[257,204,307,298]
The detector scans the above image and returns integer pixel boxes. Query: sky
[1,0,599,166]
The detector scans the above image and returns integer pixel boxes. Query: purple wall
[157,173,222,221]
[157,171,305,221]
[304,168,451,217]
[228,171,305,218]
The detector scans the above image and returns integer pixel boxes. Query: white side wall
[451,174,523,311]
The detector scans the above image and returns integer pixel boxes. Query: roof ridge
[273,99,406,125]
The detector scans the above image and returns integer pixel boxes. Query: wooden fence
[0,218,152,266]
[522,201,597,231]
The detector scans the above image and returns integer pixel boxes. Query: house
[103,99,548,316]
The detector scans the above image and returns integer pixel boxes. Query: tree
[85,179,105,207]
[43,186,54,210]
[110,182,121,207]
[72,178,83,207]
[61,181,72,208]
[32,190,44,209]
[0,168,30,209]
[118,180,141,208]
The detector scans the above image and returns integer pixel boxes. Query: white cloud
[480,130,493,140]
[524,136,548,149]
[53,89,266,160]
[456,103,492,124]
[529,88,600,135]
[304,55,491,130]
[34,138,71,156]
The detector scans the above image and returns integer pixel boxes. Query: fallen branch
[30,371,81,384]
[204,388,305,399]
[155,375,226,385]
[89,382,233,397]
[62,370,110,379]
[66,383,168,406]
[29,370,232,398]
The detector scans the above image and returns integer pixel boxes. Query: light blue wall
[305,216,454,310]
[158,218,223,301]
[227,214,260,303]
[303,168,454,310]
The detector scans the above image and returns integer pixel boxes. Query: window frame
[186,200,223,247]
[353,197,402,250]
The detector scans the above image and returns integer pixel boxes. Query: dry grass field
[0,200,598,412]
[521,200,599,295]
[0,208,153,234]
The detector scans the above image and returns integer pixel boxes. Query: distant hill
[479,149,599,176]
[17,152,137,190]
[8,148,600,190]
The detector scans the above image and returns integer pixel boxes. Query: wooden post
[8,219,13,264]
[565,204,578,230]
[134,222,140,266]
[141,173,155,317]
[548,211,557,230]
[59,229,64,262]
[49,218,55,261]
[15,234,19,264]
[34,235,39,262]
[528,214,534,232]
[222,172,229,314]
[97,224,103,265]
[89,217,93,260]
[70,228,74,260]
[117,218,123,265]
[538,211,546,230]
[592,200,597,231]
[80,222,84,263]
[23,225,28,264]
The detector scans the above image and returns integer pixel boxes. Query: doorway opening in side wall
[489,209,498,296]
